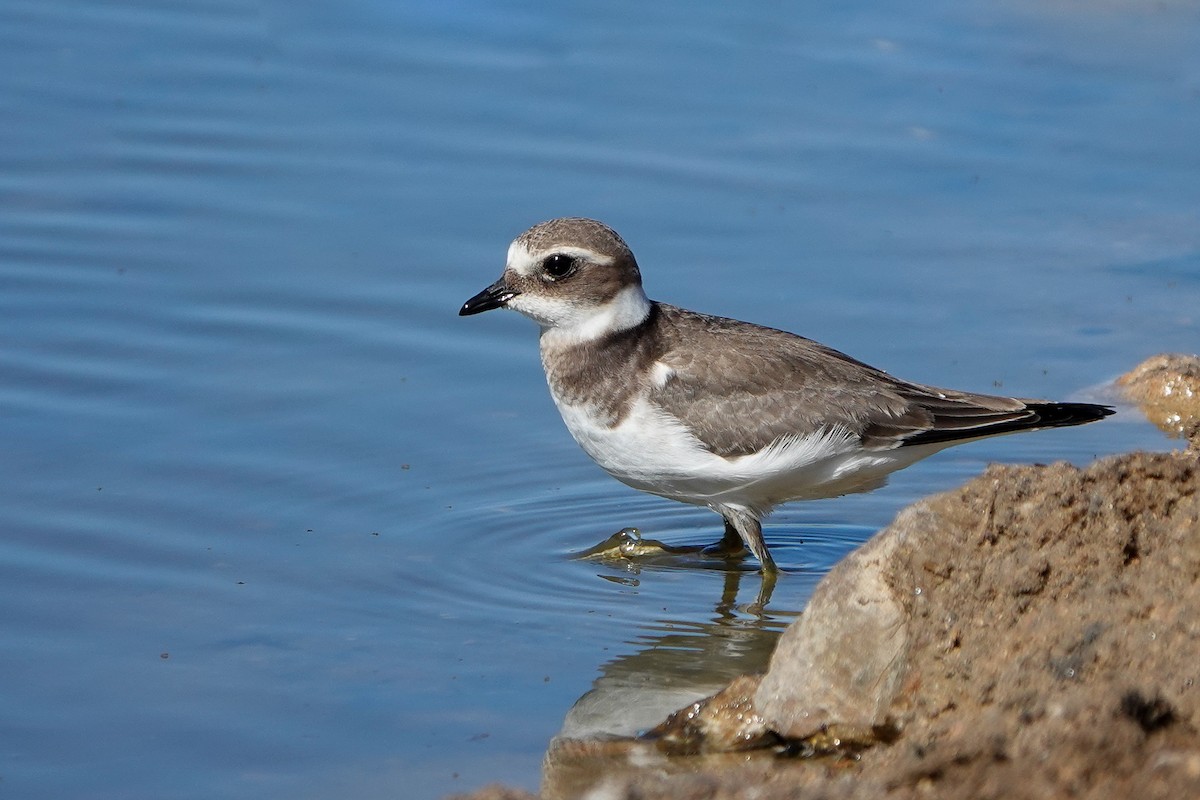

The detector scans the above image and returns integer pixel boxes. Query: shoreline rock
[1116,353,1200,444]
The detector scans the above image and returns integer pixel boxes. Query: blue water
[2,1,1197,798]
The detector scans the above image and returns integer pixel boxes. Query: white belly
[551,395,936,515]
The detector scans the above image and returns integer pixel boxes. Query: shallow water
[1,1,1197,798]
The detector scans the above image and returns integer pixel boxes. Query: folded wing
[647,305,1112,458]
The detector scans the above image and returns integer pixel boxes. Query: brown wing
[646,305,1111,457]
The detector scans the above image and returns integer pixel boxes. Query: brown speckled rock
[1117,353,1200,445]
[755,519,912,740]
[645,674,776,754]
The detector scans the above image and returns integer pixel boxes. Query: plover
[460,217,1113,573]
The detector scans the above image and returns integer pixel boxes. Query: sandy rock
[840,450,1200,799]
[1117,353,1200,444]
[755,450,1200,751]
[645,674,776,754]
[755,518,911,739]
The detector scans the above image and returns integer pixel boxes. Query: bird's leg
[722,508,778,574]
[719,517,748,554]
[716,567,775,616]
[751,567,777,612]
[701,518,749,559]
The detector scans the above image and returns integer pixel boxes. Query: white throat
[538,284,652,348]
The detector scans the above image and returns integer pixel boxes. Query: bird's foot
[576,528,699,562]
[699,538,749,560]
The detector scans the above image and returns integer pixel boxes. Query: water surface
[1,1,1197,798]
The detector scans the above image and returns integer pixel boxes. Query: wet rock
[755,518,911,739]
[760,449,1200,799]
[644,674,776,754]
[538,734,830,800]
[1117,353,1200,444]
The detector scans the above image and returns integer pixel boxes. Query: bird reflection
[556,546,799,742]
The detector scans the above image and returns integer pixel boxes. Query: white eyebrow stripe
[507,243,613,276]
[548,246,613,266]
[507,241,538,276]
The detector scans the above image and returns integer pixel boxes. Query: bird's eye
[542,253,576,280]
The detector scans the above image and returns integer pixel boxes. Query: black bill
[459,277,518,316]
